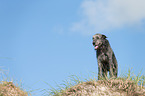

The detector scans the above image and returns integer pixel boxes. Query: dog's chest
[97,52,109,62]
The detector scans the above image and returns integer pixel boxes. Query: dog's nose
[93,42,95,45]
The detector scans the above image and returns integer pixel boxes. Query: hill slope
[0,81,28,96]
[50,78,145,96]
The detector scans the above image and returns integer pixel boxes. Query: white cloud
[53,24,64,34]
[71,0,145,35]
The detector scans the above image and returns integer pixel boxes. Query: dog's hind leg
[112,53,118,78]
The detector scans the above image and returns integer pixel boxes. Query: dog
[92,33,118,80]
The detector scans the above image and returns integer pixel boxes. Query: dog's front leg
[109,58,114,78]
[97,59,102,80]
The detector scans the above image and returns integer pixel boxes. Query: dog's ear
[102,34,107,39]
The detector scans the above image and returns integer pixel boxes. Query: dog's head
[92,34,107,50]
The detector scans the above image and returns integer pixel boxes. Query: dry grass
[46,70,145,96]
[0,68,28,96]
[0,81,28,96]
[55,78,145,96]
[0,67,145,96]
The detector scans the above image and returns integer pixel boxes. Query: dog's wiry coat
[92,33,118,80]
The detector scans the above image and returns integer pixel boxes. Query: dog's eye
[96,37,99,39]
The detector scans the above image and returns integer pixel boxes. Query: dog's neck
[97,39,109,53]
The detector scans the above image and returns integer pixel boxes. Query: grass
[45,69,145,96]
[0,67,145,96]
[43,75,84,96]
[0,67,29,96]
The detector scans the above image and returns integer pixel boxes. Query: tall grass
[43,75,84,96]
[45,69,145,96]
[0,67,30,96]
[125,68,145,88]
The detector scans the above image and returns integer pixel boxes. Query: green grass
[1,67,145,96]
[0,68,29,96]
[45,69,145,96]
[43,75,84,96]
[125,68,145,88]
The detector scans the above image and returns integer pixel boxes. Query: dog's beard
[94,43,101,50]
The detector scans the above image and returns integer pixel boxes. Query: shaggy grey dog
[92,33,118,80]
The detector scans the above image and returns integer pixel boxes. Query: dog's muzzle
[94,46,98,50]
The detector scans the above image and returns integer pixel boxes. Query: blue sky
[0,0,145,95]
